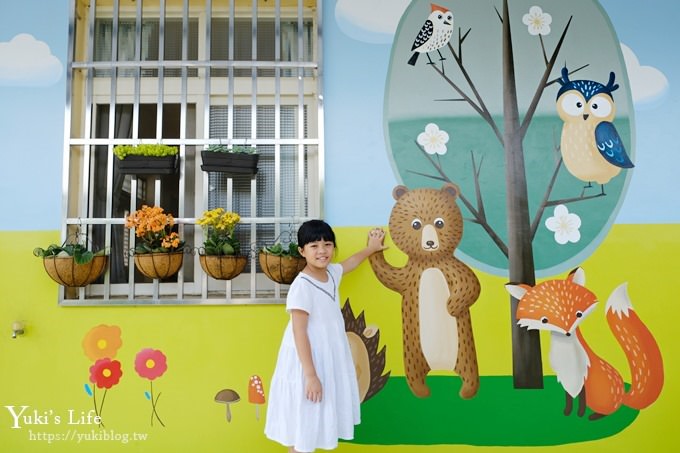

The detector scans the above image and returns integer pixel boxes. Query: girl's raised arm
[341,228,386,274]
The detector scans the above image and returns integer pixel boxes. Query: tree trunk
[501,0,544,388]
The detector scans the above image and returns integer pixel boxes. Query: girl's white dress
[265,263,360,452]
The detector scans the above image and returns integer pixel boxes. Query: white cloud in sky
[335,0,410,44]
[620,43,668,108]
[0,33,63,87]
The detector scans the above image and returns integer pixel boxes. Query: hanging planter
[114,144,179,175]
[199,255,247,280]
[200,145,259,176]
[125,205,186,280]
[41,255,108,287]
[134,251,184,280]
[196,208,246,280]
[34,242,108,287]
[259,243,306,285]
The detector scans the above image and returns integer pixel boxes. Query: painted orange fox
[505,267,664,420]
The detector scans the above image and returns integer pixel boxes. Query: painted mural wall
[1,0,678,452]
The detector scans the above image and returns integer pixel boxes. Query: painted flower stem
[149,381,165,427]
[92,387,107,428]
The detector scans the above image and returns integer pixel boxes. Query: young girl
[265,220,386,453]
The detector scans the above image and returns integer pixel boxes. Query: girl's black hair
[297,220,336,248]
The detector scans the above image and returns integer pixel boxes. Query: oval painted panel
[384,0,634,276]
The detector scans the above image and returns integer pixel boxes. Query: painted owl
[556,67,634,189]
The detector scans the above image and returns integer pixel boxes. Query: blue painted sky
[0,0,68,230]
[0,0,677,230]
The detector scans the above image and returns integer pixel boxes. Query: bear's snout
[421,224,440,251]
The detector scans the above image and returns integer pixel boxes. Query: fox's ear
[567,267,586,286]
[505,283,531,301]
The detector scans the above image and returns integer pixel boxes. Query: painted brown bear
[369,183,481,399]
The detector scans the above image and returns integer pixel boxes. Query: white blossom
[417,123,449,155]
[545,204,581,245]
[523,6,552,36]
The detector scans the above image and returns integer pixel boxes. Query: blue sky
[0,0,677,230]
[0,0,68,230]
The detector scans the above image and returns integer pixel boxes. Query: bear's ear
[442,183,461,200]
[393,185,409,200]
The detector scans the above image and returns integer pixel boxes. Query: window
[63,0,322,305]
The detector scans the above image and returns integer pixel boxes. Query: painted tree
[385,0,634,388]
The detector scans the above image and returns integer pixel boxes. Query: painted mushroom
[248,375,266,420]
[214,389,240,422]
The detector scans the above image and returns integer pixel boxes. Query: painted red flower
[135,348,168,380]
[89,358,123,389]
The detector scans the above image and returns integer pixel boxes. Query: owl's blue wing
[595,122,634,168]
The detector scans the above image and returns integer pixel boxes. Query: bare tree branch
[531,156,563,239]
[427,37,504,143]
[433,97,467,103]
[546,192,606,206]
[470,151,487,222]
[459,27,471,62]
[539,35,548,66]
[520,16,573,139]
[546,64,589,88]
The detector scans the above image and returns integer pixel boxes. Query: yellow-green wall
[1,224,677,451]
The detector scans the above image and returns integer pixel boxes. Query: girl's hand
[305,374,323,403]
[367,228,387,253]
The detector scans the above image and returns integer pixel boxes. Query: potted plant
[113,144,179,175]
[34,241,108,287]
[259,242,306,284]
[196,208,247,280]
[200,144,259,176]
[125,205,186,279]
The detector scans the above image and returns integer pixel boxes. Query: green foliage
[132,243,186,254]
[33,243,105,265]
[204,144,258,154]
[113,144,178,160]
[203,235,241,256]
[196,208,241,256]
[261,242,301,258]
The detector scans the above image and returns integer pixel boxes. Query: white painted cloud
[0,33,63,87]
[620,43,668,108]
[335,0,410,44]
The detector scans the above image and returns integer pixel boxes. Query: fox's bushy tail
[605,283,664,409]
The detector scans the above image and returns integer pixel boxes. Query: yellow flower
[82,325,123,361]
[197,208,240,235]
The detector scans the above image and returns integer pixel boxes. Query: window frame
[61,0,324,306]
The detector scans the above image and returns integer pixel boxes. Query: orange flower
[82,325,123,361]
[125,205,184,253]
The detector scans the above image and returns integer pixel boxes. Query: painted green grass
[349,376,637,447]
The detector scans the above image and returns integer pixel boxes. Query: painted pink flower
[89,358,123,389]
[135,348,168,380]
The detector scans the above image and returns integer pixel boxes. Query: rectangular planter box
[115,155,178,175]
[200,151,259,176]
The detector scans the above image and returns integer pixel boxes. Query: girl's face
[299,239,335,270]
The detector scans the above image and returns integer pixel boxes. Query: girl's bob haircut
[297,220,337,249]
